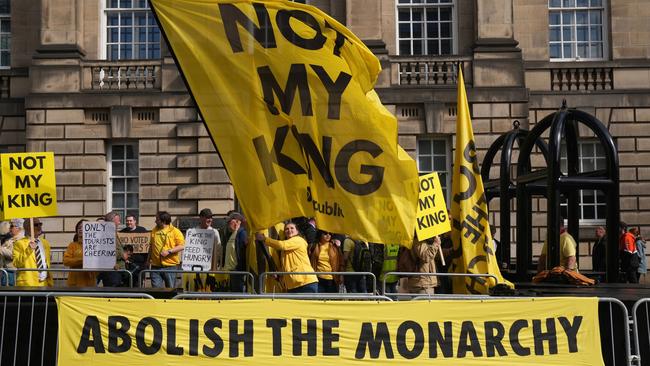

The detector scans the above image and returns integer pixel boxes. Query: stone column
[472,0,524,88]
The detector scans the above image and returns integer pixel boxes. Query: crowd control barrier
[0,291,153,366]
[13,268,134,287]
[631,298,650,366]
[259,271,376,294]
[173,292,393,301]
[599,297,634,366]
[138,269,254,291]
[382,271,499,297]
[0,269,8,286]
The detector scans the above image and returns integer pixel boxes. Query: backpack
[369,243,385,275]
[397,246,418,274]
[353,241,373,273]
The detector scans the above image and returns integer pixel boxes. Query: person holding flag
[449,68,512,294]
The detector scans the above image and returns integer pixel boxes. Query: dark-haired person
[619,221,639,283]
[222,212,247,292]
[256,222,318,293]
[63,219,96,287]
[120,214,149,286]
[148,211,185,288]
[309,230,341,293]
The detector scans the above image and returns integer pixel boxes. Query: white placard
[82,221,117,269]
[181,228,215,271]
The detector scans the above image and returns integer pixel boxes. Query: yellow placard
[57,297,604,366]
[149,0,419,245]
[0,152,57,219]
[415,172,450,240]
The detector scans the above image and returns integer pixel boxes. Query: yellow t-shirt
[149,225,185,267]
[541,232,577,270]
[316,242,333,280]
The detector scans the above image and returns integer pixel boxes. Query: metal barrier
[382,272,499,297]
[13,268,134,287]
[0,291,153,366]
[259,271,376,294]
[173,293,393,301]
[632,298,650,366]
[138,269,254,292]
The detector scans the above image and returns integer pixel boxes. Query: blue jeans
[151,265,178,288]
[317,278,338,293]
[288,282,318,293]
[1,270,15,286]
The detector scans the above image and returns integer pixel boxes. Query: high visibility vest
[380,244,400,283]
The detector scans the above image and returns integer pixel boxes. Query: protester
[148,211,185,288]
[119,214,148,286]
[222,212,247,292]
[632,227,647,282]
[379,243,400,294]
[96,211,126,287]
[63,219,96,287]
[342,237,368,293]
[619,222,639,283]
[407,236,441,295]
[197,208,222,271]
[13,218,53,287]
[302,217,318,252]
[592,226,607,279]
[0,218,24,286]
[436,230,453,294]
[538,221,578,272]
[0,221,10,243]
[257,222,318,293]
[309,230,341,293]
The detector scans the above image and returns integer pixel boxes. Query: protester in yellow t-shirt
[148,211,184,288]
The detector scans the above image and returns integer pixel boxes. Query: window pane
[563,44,573,58]
[413,40,423,55]
[126,161,139,176]
[562,12,574,25]
[440,40,451,54]
[127,193,139,207]
[434,156,446,170]
[419,156,432,171]
[426,22,438,38]
[413,23,422,38]
[589,10,601,24]
[576,11,588,25]
[440,22,451,38]
[399,23,410,38]
[563,27,574,42]
[563,0,575,7]
[591,0,602,6]
[398,10,410,21]
[399,40,411,55]
[0,19,9,32]
[590,26,601,41]
[550,28,561,42]
[549,12,561,25]
[113,178,125,192]
[426,8,438,21]
[413,9,422,21]
[577,42,588,58]
[550,43,561,58]
[418,139,431,153]
[126,145,136,159]
[440,8,451,21]
[549,0,561,7]
[113,194,125,209]
[577,0,589,6]
[127,178,139,191]
[433,141,446,154]
[112,161,124,176]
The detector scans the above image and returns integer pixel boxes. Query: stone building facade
[0,0,649,274]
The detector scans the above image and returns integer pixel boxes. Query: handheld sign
[181,228,215,271]
[83,222,117,269]
[116,232,150,254]
[0,152,57,219]
[415,172,451,240]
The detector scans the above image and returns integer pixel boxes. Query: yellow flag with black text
[150,0,418,245]
[450,69,512,293]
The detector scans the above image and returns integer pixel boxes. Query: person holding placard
[0,218,24,286]
[96,212,126,287]
[120,214,148,286]
[13,218,53,287]
[148,211,185,288]
[63,219,96,287]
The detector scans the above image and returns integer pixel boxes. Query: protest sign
[83,221,117,269]
[181,228,215,271]
[0,152,57,219]
[57,297,604,366]
[117,232,151,254]
[415,172,450,240]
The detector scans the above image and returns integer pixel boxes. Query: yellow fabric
[450,69,512,294]
[541,232,578,270]
[315,242,333,279]
[264,235,317,290]
[63,241,97,287]
[149,225,184,267]
[57,297,604,366]
[150,0,418,245]
[13,237,53,287]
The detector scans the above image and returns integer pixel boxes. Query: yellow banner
[415,172,450,240]
[450,70,511,293]
[150,0,418,245]
[0,152,57,219]
[57,297,603,365]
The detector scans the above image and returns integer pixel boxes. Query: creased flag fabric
[150,0,418,245]
[450,69,513,293]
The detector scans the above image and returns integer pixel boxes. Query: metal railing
[631,298,650,366]
[0,269,7,286]
[382,272,499,297]
[13,268,133,287]
[259,271,376,294]
[600,297,634,366]
[138,269,254,291]
[173,293,393,301]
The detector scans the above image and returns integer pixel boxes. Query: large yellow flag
[150,0,418,245]
[450,69,512,293]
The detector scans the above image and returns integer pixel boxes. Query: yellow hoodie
[264,235,317,290]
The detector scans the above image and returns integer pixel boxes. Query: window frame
[0,0,10,69]
[107,142,140,222]
[395,0,457,56]
[416,135,452,204]
[559,139,607,224]
[102,0,161,60]
[548,0,608,62]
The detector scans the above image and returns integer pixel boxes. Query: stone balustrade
[82,60,162,91]
[390,56,473,86]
